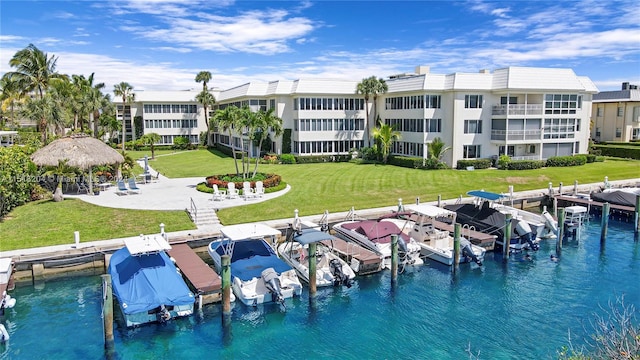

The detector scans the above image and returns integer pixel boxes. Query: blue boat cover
[293,228,334,245]
[214,239,292,281]
[467,190,505,201]
[108,247,193,315]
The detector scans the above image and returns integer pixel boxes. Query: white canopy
[406,204,456,218]
[124,234,171,256]
[220,223,281,241]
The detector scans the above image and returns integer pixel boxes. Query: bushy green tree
[0,146,37,217]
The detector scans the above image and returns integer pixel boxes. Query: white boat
[389,204,486,266]
[108,235,195,327]
[207,224,303,307]
[278,217,356,287]
[0,258,17,316]
[332,215,424,269]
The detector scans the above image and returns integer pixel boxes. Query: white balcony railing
[491,129,542,141]
[492,104,543,116]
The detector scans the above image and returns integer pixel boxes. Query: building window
[544,94,582,114]
[465,95,483,109]
[617,107,624,117]
[596,107,603,117]
[595,127,601,137]
[463,145,481,158]
[426,118,441,132]
[500,96,517,105]
[464,120,482,134]
[615,128,622,138]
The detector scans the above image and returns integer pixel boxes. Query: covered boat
[208,224,303,307]
[591,190,638,208]
[108,235,194,327]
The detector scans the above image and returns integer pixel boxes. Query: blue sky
[1,0,639,92]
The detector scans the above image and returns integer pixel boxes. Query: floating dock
[167,243,222,307]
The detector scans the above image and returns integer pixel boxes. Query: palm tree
[213,105,242,175]
[20,92,63,143]
[139,132,161,159]
[251,108,283,177]
[357,76,388,147]
[113,82,135,151]
[195,71,212,91]
[426,137,451,168]
[0,74,26,127]
[44,159,76,202]
[372,119,401,163]
[6,44,64,141]
[195,89,216,146]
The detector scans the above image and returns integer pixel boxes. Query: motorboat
[389,204,486,266]
[108,235,194,327]
[207,224,303,307]
[444,190,557,252]
[0,258,16,316]
[278,216,356,287]
[332,215,424,269]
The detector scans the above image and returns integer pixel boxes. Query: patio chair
[243,181,256,200]
[115,180,129,196]
[211,184,226,201]
[226,182,239,199]
[127,178,141,194]
[77,179,90,194]
[255,181,265,198]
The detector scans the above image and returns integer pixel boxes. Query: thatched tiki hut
[31,135,125,201]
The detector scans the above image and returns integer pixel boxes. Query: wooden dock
[167,244,221,307]
[320,239,383,275]
[433,220,498,251]
[555,195,636,214]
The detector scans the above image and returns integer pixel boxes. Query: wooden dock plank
[555,195,636,212]
[432,220,497,251]
[168,244,221,294]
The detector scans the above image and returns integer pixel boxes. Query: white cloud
[0,35,25,43]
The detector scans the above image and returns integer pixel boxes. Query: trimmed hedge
[592,145,640,160]
[545,155,587,167]
[389,156,423,169]
[505,160,546,170]
[456,159,492,170]
[294,155,351,163]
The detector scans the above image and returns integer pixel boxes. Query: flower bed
[205,173,281,189]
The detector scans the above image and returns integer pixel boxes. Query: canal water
[1,220,638,359]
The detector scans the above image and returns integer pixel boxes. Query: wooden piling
[308,242,317,296]
[503,213,512,261]
[453,223,461,272]
[634,194,640,239]
[437,195,441,207]
[573,180,578,195]
[553,197,558,218]
[559,182,563,195]
[390,234,398,283]
[221,255,231,314]
[101,274,114,351]
[556,208,565,256]
[600,202,610,247]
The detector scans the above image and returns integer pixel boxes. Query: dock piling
[101,274,114,352]
[556,208,565,256]
[573,180,578,195]
[509,185,514,207]
[438,195,441,207]
[390,234,398,284]
[221,255,231,314]
[453,223,461,273]
[600,202,610,248]
[634,195,640,240]
[308,242,317,296]
[503,213,512,261]
[559,182,563,195]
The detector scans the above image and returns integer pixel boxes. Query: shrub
[497,155,511,169]
[505,160,546,170]
[172,136,191,150]
[592,145,640,160]
[280,154,296,164]
[388,156,422,169]
[456,159,491,170]
[205,173,281,189]
[546,155,587,167]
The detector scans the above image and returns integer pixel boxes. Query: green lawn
[0,199,196,251]
[145,150,640,225]
[2,149,639,250]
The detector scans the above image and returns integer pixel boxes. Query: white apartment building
[591,82,640,142]
[116,66,598,168]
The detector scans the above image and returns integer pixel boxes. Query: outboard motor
[157,304,171,323]
[396,236,409,253]
[514,220,539,251]
[329,258,352,288]
[261,268,285,306]
[0,291,16,316]
[460,238,482,266]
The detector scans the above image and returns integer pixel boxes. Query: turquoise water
[1,221,639,359]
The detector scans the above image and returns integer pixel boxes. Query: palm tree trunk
[228,129,240,175]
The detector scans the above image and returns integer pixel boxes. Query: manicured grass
[146,150,640,224]
[0,199,196,251]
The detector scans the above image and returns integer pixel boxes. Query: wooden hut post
[556,208,565,256]
[600,202,610,248]
[101,274,114,352]
[503,213,512,261]
[221,255,231,314]
[390,234,398,283]
[453,223,461,272]
[308,242,317,296]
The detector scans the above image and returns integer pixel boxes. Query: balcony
[491,129,542,141]
[492,104,543,116]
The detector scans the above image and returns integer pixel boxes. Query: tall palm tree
[0,74,26,127]
[113,82,135,151]
[6,44,63,100]
[195,71,212,91]
[356,76,376,146]
[252,108,283,177]
[213,105,241,175]
[371,77,388,126]
[372,119,401,163]
[195,89,216,146]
